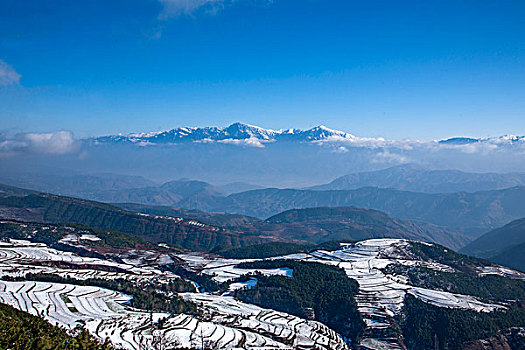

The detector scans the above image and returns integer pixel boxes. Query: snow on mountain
[439,135,525,146]
[90,123,525,153]
[91,122,372,146]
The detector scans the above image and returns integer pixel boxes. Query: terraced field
[0,240,180,285]
[0,280,131,328]
[0,239,349,349]
[86,294,349,350]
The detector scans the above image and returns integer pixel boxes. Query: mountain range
[0,183,469,250]
[91,123,374,146]
[91,122,525,147]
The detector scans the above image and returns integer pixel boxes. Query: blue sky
[0,0,524,140]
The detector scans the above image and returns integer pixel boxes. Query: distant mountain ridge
[310,165,525,193]
[0,186,267,251]
[97,180,525,240]
[90,122,525,148]
[461,215,525,250]
[91,122,364,145]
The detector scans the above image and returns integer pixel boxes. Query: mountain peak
[92,123,355,145]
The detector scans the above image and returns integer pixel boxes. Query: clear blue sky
[1,0,524,140]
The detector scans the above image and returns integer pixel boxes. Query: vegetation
[215,242,314,259]
[0,302,112,350]
[491,242,525,273]
[22,273,197,315]
[235,260,365,342]
[215,240,344,259]
[0,221,142,246]
[401,295,525,350]
[385,264,525,302]
[167,265,223,293]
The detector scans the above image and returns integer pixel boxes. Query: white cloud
[194,137,269,147]
[0,131,79,157]
[217,137,267,148]
[158,0,230,18]
[429,141,500,154]
[332,146,349,153]
[0,60,21,86]
[371,150,410,164]
[158,0,273,18]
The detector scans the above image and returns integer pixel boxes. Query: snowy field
[0,240,348,349]
[0,240,181,285]
[176,239,510,350]
[86,293,349,350]
[0,280,131,328]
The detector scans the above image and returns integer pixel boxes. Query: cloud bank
[0,60,21,86]
[0,131,79,157]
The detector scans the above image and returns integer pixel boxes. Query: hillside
[461,217,525,272]
[116,202,261,227]
[0,189,267,252]
[461,217,525,257]
[490,243,525,272]
[116,204,470,250]
[254,207,469,250]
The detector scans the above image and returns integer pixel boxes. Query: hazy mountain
[218,182,264,195]
[439,135,525,145]
[190,186,525,238]
[0,183,471,250]
[0,172,157,198]
[8,168,523,242]
[310,164,525,193]
[460,217,525,272]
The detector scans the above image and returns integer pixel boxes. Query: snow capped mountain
[439,135,525,146]
[90,123,525,153]
[438,137,480,145]
[92,122,361,145]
